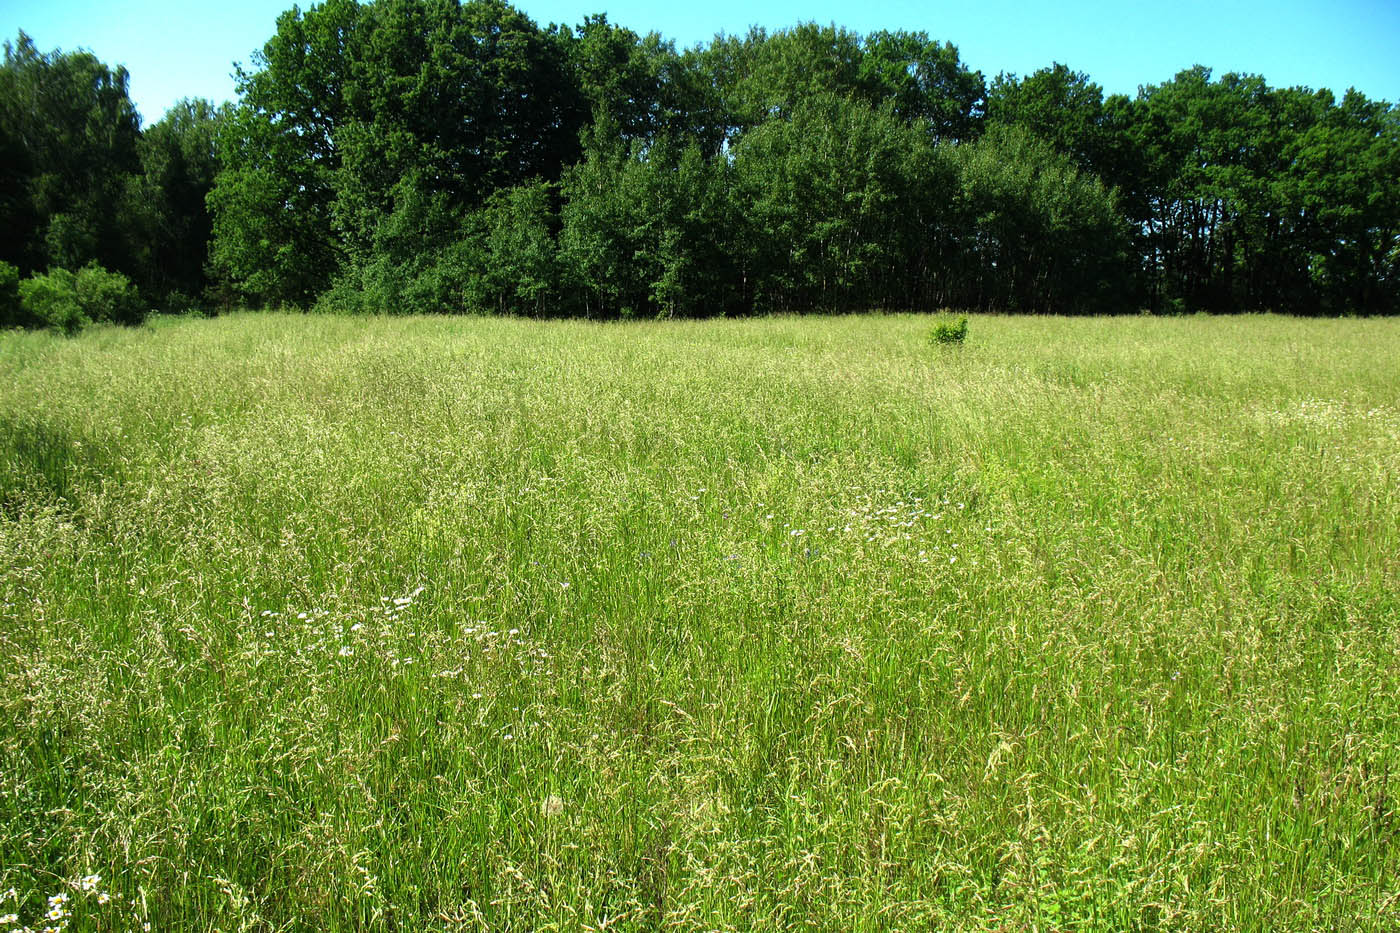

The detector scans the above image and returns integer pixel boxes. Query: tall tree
[948,124,1134,313]
[698,25,983,145]
[986,63,1106,171]
[210,0,588,308]
[0,32,142,277]
[1291,90,1400,313]
[332,0,584,267]
[1111,67,1400,313]
[560,126,743,318]
[130,98,224,303]
[859,30,985,141]
[568,14,665,142]
[208,0,360,306]
[731,94,948,311]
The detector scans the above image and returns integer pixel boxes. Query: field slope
[2,313,1399,931]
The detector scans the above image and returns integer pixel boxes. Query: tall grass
[1,313,1397,930]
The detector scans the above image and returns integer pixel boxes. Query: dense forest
[2,0,1398,326]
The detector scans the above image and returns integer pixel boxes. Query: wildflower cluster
[842,489,940,544]
[249,584,553,686]
[1,875,148,933]
[1261,397,1397,432]
[254,585,428,663]
[454,622,551,676]
[741,487,991,574]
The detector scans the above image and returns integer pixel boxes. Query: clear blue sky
[3,0,1397,124]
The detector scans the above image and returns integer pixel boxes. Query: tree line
[2,0,1397,327]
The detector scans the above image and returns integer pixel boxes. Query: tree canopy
[2,2,1397,324]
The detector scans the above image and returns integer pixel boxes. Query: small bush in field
[930,314,968,345]
[18,264,145,334]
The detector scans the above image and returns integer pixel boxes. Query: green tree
[987,63,1106,171]
[461,181,564,316]
[130,98,224,305]
[560,127,742,318]
[0,32,142,276]
[1290,90,1400,313]
[1111,67,1399,313]
[858,30,985,141]
[208,0,360,306]
[564,15,720,151]
[333,0,583,259]
[209,94,347,307]
[948,124,1134,313]
[698,25,983,146]
[731,94,946,311]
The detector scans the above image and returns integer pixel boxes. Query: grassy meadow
[1,312,1399,931]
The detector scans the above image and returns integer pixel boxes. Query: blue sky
[3,0,1398,124]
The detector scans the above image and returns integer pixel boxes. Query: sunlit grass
[2,312,1398,931]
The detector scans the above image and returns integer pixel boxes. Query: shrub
[19,268,86,334]
[18,264,145,334]
[159,290,207,316]
[74,263,145,325]
[0,261,23,328]
[931,314,968,345]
